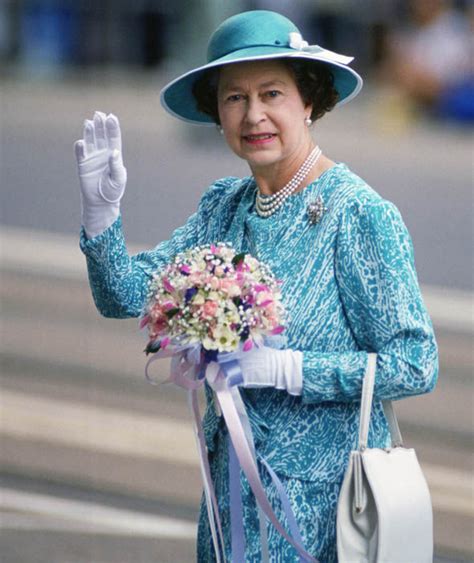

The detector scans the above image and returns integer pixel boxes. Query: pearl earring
[217,125,224,135]
[305,117,312,127]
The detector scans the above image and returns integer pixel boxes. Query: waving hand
[74,112,127,238]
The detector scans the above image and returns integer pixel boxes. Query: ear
[304,102,313,120]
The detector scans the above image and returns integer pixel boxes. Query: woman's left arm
[301,198,439,404]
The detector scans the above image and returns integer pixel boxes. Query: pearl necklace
[255,146,322,218]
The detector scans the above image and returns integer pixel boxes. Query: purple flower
[185,287,198,303]
[203,348,218,363]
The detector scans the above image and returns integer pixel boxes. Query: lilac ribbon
[260,458,308,563]
[209,362,318,563]
[145,344,318,562]
[146,344,226,562]
[219,358,270,561]
[228,437,245,562]
[145,343,203,389]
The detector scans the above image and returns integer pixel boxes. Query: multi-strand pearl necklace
[255,146,322,218]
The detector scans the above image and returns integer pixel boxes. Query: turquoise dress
[80,163,438,562]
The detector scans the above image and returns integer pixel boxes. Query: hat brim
[160,46,363,125]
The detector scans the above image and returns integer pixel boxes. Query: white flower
[213,325,239,353]
[289,32,309,51]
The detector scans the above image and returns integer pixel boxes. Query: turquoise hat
[160,10,363,125]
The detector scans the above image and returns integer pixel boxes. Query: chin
[240,149,280,169]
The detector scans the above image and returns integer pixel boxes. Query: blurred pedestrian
[381,0,473,121]
[74,10,438,561]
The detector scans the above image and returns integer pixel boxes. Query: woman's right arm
[79,211,201,319]
[75,112,234,319]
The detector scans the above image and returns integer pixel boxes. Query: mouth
[242,133,277,145]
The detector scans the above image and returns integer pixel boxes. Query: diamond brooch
[307,196,327,225]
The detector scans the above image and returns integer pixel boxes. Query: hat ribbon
[288,32,353,65]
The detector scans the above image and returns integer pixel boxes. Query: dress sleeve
[301,199,439,404]
[79,178,234,319]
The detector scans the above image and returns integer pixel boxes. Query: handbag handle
[358,353,403,450]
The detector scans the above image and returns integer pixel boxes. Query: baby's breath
[141,243,285,354]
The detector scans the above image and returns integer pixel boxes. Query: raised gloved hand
[238,346,303,396]
[74,111,127,239]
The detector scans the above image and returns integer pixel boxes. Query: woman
[75,10,438,562]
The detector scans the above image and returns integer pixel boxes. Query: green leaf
[232,252,246,266]
[165,308,180,319]
[145,341,161,355]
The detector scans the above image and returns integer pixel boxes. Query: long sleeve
[80,214,200,318]
[79,177,238,319]
[301,198,439,404]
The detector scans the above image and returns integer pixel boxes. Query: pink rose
[162,278,174,293]
[203,300,218,317]
[162,301,176,311]
[256,291,272,305]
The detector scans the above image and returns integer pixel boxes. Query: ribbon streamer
[210,362,317,562]
[146,345,318,562]
[146,346,226,561]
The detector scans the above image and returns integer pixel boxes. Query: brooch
[307,196,327,225]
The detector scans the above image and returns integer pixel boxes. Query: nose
[244,96,266,125]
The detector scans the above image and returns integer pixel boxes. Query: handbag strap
[382,400,403,448]
[358,353,404,450]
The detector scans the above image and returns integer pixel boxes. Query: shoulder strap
[358,353,404,450]
[382,400,403,447]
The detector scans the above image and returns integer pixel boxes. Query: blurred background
[1,0,473,561]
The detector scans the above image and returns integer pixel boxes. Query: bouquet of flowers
[140,243,285,359]
[139,245,314,561]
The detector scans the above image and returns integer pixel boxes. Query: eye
[265,90,281,98]
[226,94,243,102]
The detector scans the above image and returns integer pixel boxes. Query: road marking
[0,488,197,539]
[1,226,472,333]
[2,389,473,517]
[1,389,199,466]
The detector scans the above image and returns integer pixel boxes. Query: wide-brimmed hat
[160,10,363,125]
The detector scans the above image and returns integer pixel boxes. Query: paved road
[1,75,473,291]
[1,246,472,561]
[1,73,472,561]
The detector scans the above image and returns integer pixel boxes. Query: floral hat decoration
[160,10,363,125]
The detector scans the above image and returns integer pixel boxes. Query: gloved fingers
[108,149,127,187]
[105,114,122,152]
[83,119,96,155]
[93,111,108,150]
[99,177,125,203]
[98,151,127,203]
[74,140,86,163]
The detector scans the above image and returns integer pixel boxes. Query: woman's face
[217,60,312,174]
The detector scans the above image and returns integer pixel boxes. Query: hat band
[209,42,299,63]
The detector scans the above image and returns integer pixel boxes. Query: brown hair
[192,59,339,125]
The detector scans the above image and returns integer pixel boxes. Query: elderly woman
[75,10,438,563]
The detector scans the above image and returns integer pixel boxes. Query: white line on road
[1,389,198,466]
[0,488,197,539]
[1,226,472,334]
[2,389,473,518]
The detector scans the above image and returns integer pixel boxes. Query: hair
[192,58,340,125]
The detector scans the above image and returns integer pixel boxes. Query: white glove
[74,111,127,239]
[238,347,303,396]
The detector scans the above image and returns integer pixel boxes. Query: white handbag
[337,354,433,562]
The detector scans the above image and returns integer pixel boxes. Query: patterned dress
[80,163,438,562]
